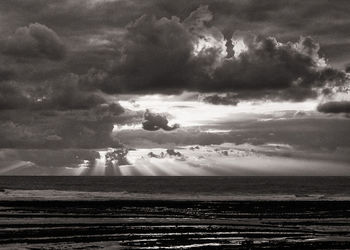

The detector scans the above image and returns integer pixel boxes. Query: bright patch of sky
[119,94,318,127]
[232,39,248,58]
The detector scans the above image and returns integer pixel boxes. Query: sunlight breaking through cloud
[232,39,248,58]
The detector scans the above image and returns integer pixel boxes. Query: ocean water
[0,176,350,200]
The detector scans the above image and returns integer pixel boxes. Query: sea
[1,176,350,200]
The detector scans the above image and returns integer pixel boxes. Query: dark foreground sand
[0,199,349,249]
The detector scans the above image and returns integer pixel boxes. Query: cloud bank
[317,101,350,114]
[2,23,66,60]
[82,6,348,103]
[0,1,349,154]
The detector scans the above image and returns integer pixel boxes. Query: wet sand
[0,199,350,249]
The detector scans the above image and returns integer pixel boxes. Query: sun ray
[0,161,32,175]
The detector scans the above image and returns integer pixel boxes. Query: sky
[0,0,350,175]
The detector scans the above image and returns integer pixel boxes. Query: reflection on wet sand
[0,200,349,249]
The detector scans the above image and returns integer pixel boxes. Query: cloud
[94,102,125,121]
[0,71,130,149]
[2,23,66,60]
[45,134,62,141]
[0,68,14,81]
[118,117,350,150]
[86,6,347,102]
[142,110,179,131]
[17,149,99,168]
[345,65,350,73]
[2,0,350,71]
[40,74,107,110]
[211,36,347,101]
[124,144,350,176]
[0,110,129,149]
[0,1,349,152]
[0,78,127,148]
[0,81,30,110]
[147,149,183,159]
[0,4,348,104]
[317,101,350,114]
[93,6,226,94]
[105,148,130,166]
[99,14,196,94]
[166,149,183,157]
[202,94,238,105]
[0,73,115,112]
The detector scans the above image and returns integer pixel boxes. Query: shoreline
[1,188,350,201]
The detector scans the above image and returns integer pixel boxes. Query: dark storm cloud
[39,74,106,111]
[94,5,223,94]
[94,103,125,121]
[87,6,347,101]
[0,72,130,149]
[2,0,349,37]
[142,110,179,131]
[1,0,350,66]
[0,105,126,149]
[0,81,29,110]
[210,36,347,101]
[0,1,348,99]
[5,2,343,100]
[0,73,126,149]
[0,68,14,81]
[346,65,350,73]
[1,0,350,151]
[317,101,350,114]
[2,23,66,61]
[203,94,239,105]
[98,13,196,94]
[0,74,107,111]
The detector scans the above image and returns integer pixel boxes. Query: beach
[0,177,349,249]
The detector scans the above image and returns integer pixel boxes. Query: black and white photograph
[0,0,350,249]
